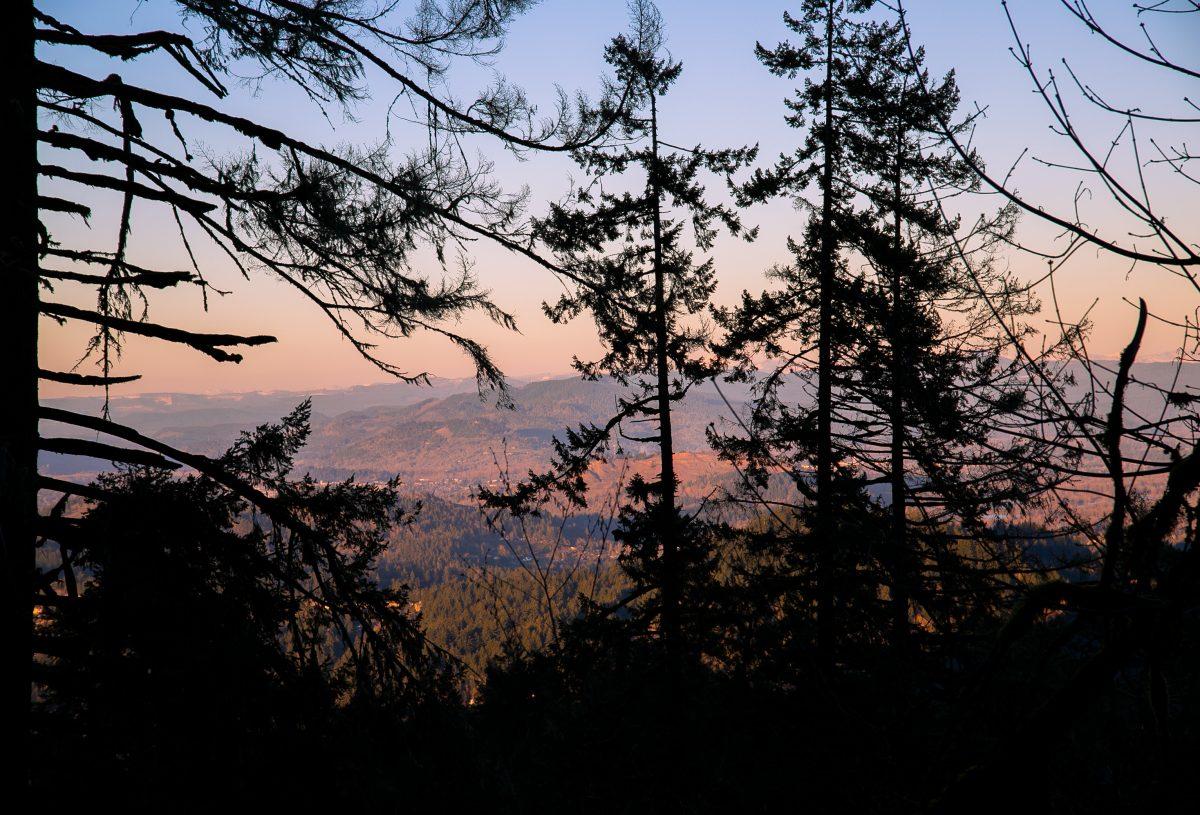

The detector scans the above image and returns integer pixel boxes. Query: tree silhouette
[482,0,753,671]
[716,0,885,665]
[8,0,632,791]
[892,1,1200,804]
[831,16,1055,661]
[7,0,1200,808]
[715,0,902,667]
[34,403,452,805]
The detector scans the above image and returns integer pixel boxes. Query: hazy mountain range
[40,362,1200,504]
[40,374,756,501]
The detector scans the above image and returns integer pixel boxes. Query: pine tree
[482,0,753,668]
[835,19,1050,659]
[1,1,39,787]
[716,0,880,666]
[716,2,1053,668]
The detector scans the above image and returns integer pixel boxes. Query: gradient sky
[37,0,1199,397]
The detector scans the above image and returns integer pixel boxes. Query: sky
[37,0,1199,397]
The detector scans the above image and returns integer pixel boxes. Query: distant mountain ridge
[40,374,752,498]
[40,362,1200,503]
[41,376,486,433]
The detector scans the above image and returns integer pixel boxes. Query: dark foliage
[31,405,455,806]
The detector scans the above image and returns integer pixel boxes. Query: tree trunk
[888,244,909,657]
[889,135,909,659]
[0,0,39,795]
[648,87,680,666]
[814,0,837,668]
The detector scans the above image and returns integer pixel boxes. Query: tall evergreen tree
[835,19,1051,658]
[482,0,753,668]
[717,0,879,665]
[716,2,1055,668]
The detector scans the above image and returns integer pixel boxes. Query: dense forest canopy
[6,0,1200,811]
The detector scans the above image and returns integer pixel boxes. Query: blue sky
[38,0,1199,394]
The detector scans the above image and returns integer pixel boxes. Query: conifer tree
[834,19,1052,658]
[716,2,1054,666]
[717,0,879,665]
[482,0,753,668]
